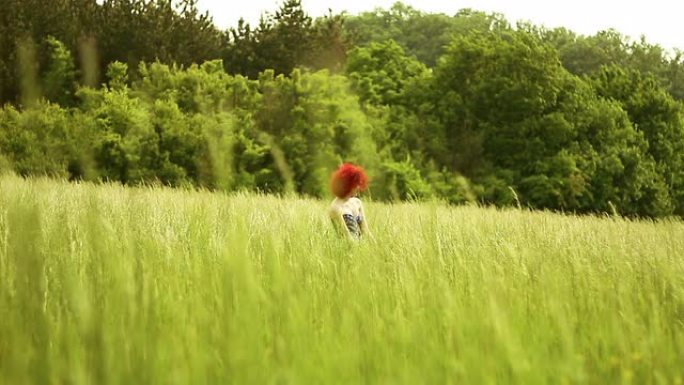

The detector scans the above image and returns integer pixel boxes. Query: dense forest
[1,0,684,217]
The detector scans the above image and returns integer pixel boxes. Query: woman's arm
[358,200,372,238]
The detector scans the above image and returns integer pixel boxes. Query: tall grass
[1,174,683,384]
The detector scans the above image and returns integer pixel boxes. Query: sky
[196,0,684,51]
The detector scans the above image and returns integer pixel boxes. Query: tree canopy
[1,0,684,218]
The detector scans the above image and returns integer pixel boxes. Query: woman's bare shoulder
[349,197,364,207]
[329,199,343,216]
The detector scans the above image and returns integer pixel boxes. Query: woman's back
[329,197,366,240]
[329,196,362,217]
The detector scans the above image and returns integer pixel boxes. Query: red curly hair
[330,163,369,198]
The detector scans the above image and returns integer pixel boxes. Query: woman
[329,163,371,240]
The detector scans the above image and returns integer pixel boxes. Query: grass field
[1,174,683,384]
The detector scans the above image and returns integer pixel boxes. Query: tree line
[1,0,684,217]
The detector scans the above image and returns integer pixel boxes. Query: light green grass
[1,175,683,385]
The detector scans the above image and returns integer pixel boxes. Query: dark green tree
[43,37,77,106]
[592,65,684,214]
[344,3,508,67]
[223,0,314,77]
[429,29,672,215]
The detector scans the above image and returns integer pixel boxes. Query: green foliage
[344,4,509,67]
[426,28,676,216]
[379,158,433,201]
[106,61,129,91]
[43,36,77,106]
[0,0,221,105]
[1,54,384,199]
[591,65,684,214]
[345,40,445,202]
[431,29,572,178]
[426,167,476,205]
[0,102,85,178]
[223,0,352,78]
[346,40,428,106]
[540,27,684,100]
[2,2,684,218]
[253,69,380,196]
[83,86,158,183]
[96,0,221,70]
[224,0,314,77]
[475,172,519,207]
[309,11,352,72]
[541,28,630,76]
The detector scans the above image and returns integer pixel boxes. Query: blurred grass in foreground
[0,175,683,384]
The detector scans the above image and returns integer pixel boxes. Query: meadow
[0,174,683,384]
